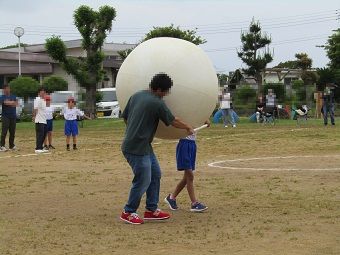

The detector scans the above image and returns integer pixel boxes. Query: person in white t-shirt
[61,97,90,151]
[33,87,47,153]
[43,95,55,150]
[220,87,236,128]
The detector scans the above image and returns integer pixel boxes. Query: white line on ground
[0,152,52,159]
[208,155,340,171]
[0,147,116,160]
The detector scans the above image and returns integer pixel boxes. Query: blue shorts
[64,120,78,136]
[176,139,197,171]
[46,119,53,132]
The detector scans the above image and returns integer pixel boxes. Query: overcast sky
[0,0,339,73]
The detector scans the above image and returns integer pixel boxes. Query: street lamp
[14,27,24,76]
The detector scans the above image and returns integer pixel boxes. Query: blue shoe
[164,194,178,210]
[190,202,208,212]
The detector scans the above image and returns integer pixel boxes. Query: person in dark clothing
[120,73,194,225]
[0,84,18,152]
[322,87,335,126]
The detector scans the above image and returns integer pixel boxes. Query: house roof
[0,39,136,55]
[0,51,54,63]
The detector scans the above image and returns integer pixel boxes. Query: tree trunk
[85,86,97,119]
[256,73,263,95]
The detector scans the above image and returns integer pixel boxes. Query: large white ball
[116,37,218,139]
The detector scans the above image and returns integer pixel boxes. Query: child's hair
[38,87,46,93]
[149,73,173,92]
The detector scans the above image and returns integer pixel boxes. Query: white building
[0,39,136,92]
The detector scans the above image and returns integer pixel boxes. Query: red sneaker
[144,209,170,220]
[120,211,144,225]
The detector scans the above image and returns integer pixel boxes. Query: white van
[96,88,120,118]
[50,91,77,114]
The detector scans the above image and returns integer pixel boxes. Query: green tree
[118,24,206,60]
[274,60,297,69]
[292,79,306,103]
[324,28,340,69]
[1,43,28,49]
[42,75,68,93]
[217,73,229,87]
[235,85,256,104]
[238,19,273,94]
[294,53,318,102]
[9,77,40,101]
[143,24,206,45]
[45,5,116,117]
[322,28,340,95]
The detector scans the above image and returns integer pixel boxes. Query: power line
[0,9,337,33]
[0,15,337,38]
[205,35,330,52]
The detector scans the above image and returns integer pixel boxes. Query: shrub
[292,80,306,103]
[235,85,256,104]
[42,75,68,93]
[9,76,40,101]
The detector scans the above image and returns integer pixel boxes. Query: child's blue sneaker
[164,194,178,210]
[190,202,208,212]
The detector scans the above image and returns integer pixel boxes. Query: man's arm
[3,99,18,107]
[171,117,194,135]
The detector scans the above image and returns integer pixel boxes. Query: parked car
[96,88,120,118]
[50,91,78,116]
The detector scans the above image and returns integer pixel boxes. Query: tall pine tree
[238,19,273,94]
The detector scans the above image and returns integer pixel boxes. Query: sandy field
[0,119,339,255]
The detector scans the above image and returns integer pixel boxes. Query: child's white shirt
[62,107,84,120]
[45,106,55,120]
[184,133,196,141]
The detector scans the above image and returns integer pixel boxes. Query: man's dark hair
[149,73,173,92]
[3,84,9,89]
[37,87,46,93]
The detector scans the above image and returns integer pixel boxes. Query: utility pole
[14,27,24,76]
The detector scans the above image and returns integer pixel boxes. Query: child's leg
[184,170,197,204]
[172,173,187,199]
[48,132,52,146]
[72,135,77,145]
[72,136,77,149]
[66,135,70,144]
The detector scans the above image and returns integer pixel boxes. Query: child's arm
[77,109,91,120]
[83,114,91,120]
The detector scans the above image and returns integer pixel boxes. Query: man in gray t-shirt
[120,73,193,225]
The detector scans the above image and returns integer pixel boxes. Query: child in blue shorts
[165,121,210,212]
[43,95,55,150]
[61,97,90,151]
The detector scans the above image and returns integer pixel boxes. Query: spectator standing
[0,84,18,152]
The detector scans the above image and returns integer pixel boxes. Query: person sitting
[255,95,265,123]
[265,89,276,117]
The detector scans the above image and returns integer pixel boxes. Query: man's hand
[186,127,194,135]
[171,117,193,134]
[204,120,211,127]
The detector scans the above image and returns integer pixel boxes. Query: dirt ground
[0,119,339,255]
